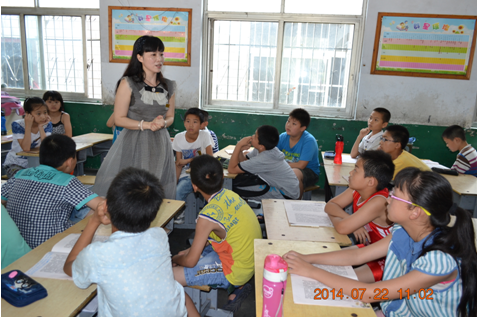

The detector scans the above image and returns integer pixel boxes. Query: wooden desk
[1,134,13,145]
[321,152,356,167]
[1,199,184,317]
[254,239,375,317]
[263,199,351,246]
[213,144,238,181]
[72,133,114,165]
[441,173,477,217]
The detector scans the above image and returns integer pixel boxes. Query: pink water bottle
[262,254,288,317]
[334,134,344,165]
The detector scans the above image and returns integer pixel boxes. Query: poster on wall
[371,13,477,79]
[108,6,192,66]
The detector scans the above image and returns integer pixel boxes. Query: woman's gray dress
[92,76,176,200]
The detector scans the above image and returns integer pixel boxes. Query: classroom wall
[99,0,202,107]
[357,0,477,127]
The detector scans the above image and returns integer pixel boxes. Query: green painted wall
[65,102,477,187]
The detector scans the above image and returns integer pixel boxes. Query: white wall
[357,0,477,127]
[100,0,202,108]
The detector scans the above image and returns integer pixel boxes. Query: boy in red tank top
[324,150,394,283]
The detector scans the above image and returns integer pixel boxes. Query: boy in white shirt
[173,108,213,223]
[350,108,391,158]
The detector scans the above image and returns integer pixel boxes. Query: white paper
[26,234,110,280]
[340,155,357,165]
[284,201,333,227]
[225,149,234,155]
[52,233,109,253]
[290,264,370,308]
[26,252,72,280]
[421,159,450,170]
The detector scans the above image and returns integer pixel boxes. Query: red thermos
[334,134,344,165]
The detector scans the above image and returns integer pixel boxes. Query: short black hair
[23,97,47,113]
[190,155,224,195]
[442,125,466,141]
[257,125,279,150]
[106,167,164,233]
[184,108,205,123]
[39,134,76,168]
[360,150,394,191]
[386,125,409,150]
[289,108,310,128]
[200,109,209,122]
[373,107,391,123]
[42,91,65,112]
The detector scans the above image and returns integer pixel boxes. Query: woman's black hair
[42,91,65,112]
[394,167,476,317]
[116,35,167,92]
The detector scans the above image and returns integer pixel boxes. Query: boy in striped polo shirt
[442,125,477,177]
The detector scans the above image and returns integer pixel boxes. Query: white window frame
[201,0,368,118]
[1,6,101,102]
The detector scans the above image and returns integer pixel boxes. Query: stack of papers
[284,201,333,228]
[421,159,450,170]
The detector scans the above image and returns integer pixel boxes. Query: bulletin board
[108,6,192,66]
[371,13,477,79]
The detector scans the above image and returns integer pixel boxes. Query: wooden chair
[302,185,320,200]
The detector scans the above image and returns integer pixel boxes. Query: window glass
[212,21,278,105]
[284,0,363,15]
[1,0,34,7]
[86,15,102,99]
[279,23,354,108]
[208,0,281,13]
[1,15,24,89]
[39,0,99,8]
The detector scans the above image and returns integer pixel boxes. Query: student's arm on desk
[324,188,354,219]
[64,200,110,276]
[284,234,454,303]
[228,136,252,174]
[172,218,219,268]
[330,196,386,236]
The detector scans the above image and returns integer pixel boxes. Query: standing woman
[93,36,177,200]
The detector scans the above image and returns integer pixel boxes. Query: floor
[168,189,326,317]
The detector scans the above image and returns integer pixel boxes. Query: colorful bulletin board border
[108,6,192,66]
[371,13,477,80]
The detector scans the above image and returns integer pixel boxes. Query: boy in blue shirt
[1,134,103,249]
[277,108,320,198]
[64,167,195,317]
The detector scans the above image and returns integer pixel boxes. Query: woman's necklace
[144,78,158,88]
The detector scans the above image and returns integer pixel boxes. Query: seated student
[277,108,320,198]
[43,90,72,137]
[284,168,477,317]
[350,107,390,158]
[228,125,300,201]
[64,167,193,317]
[172,155,262,312]
[3,97,53,179]
[1,205,31,269]
[324,150,394,282]
[378,125,430,178]
[1,135,103,249]
[442,125,477,177]
[200,109,219,153]
[172,108,213,223]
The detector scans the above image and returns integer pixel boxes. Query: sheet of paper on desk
[341,156,357,165]
[291,264,370,308]
[421,160,450,170]
[284,201,333,227]
[26,234,109,280]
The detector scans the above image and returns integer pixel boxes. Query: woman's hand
[353,227,370,245]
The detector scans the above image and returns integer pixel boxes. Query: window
[203,0,367,117]
[1,3,101,100]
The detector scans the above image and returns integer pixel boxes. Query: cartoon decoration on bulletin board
[371,13,477,80]
[108,6,192,66]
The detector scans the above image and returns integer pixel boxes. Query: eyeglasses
[389,191,431,216]
[380,137,398,143]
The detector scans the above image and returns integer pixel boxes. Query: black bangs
[143,37,165,53]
